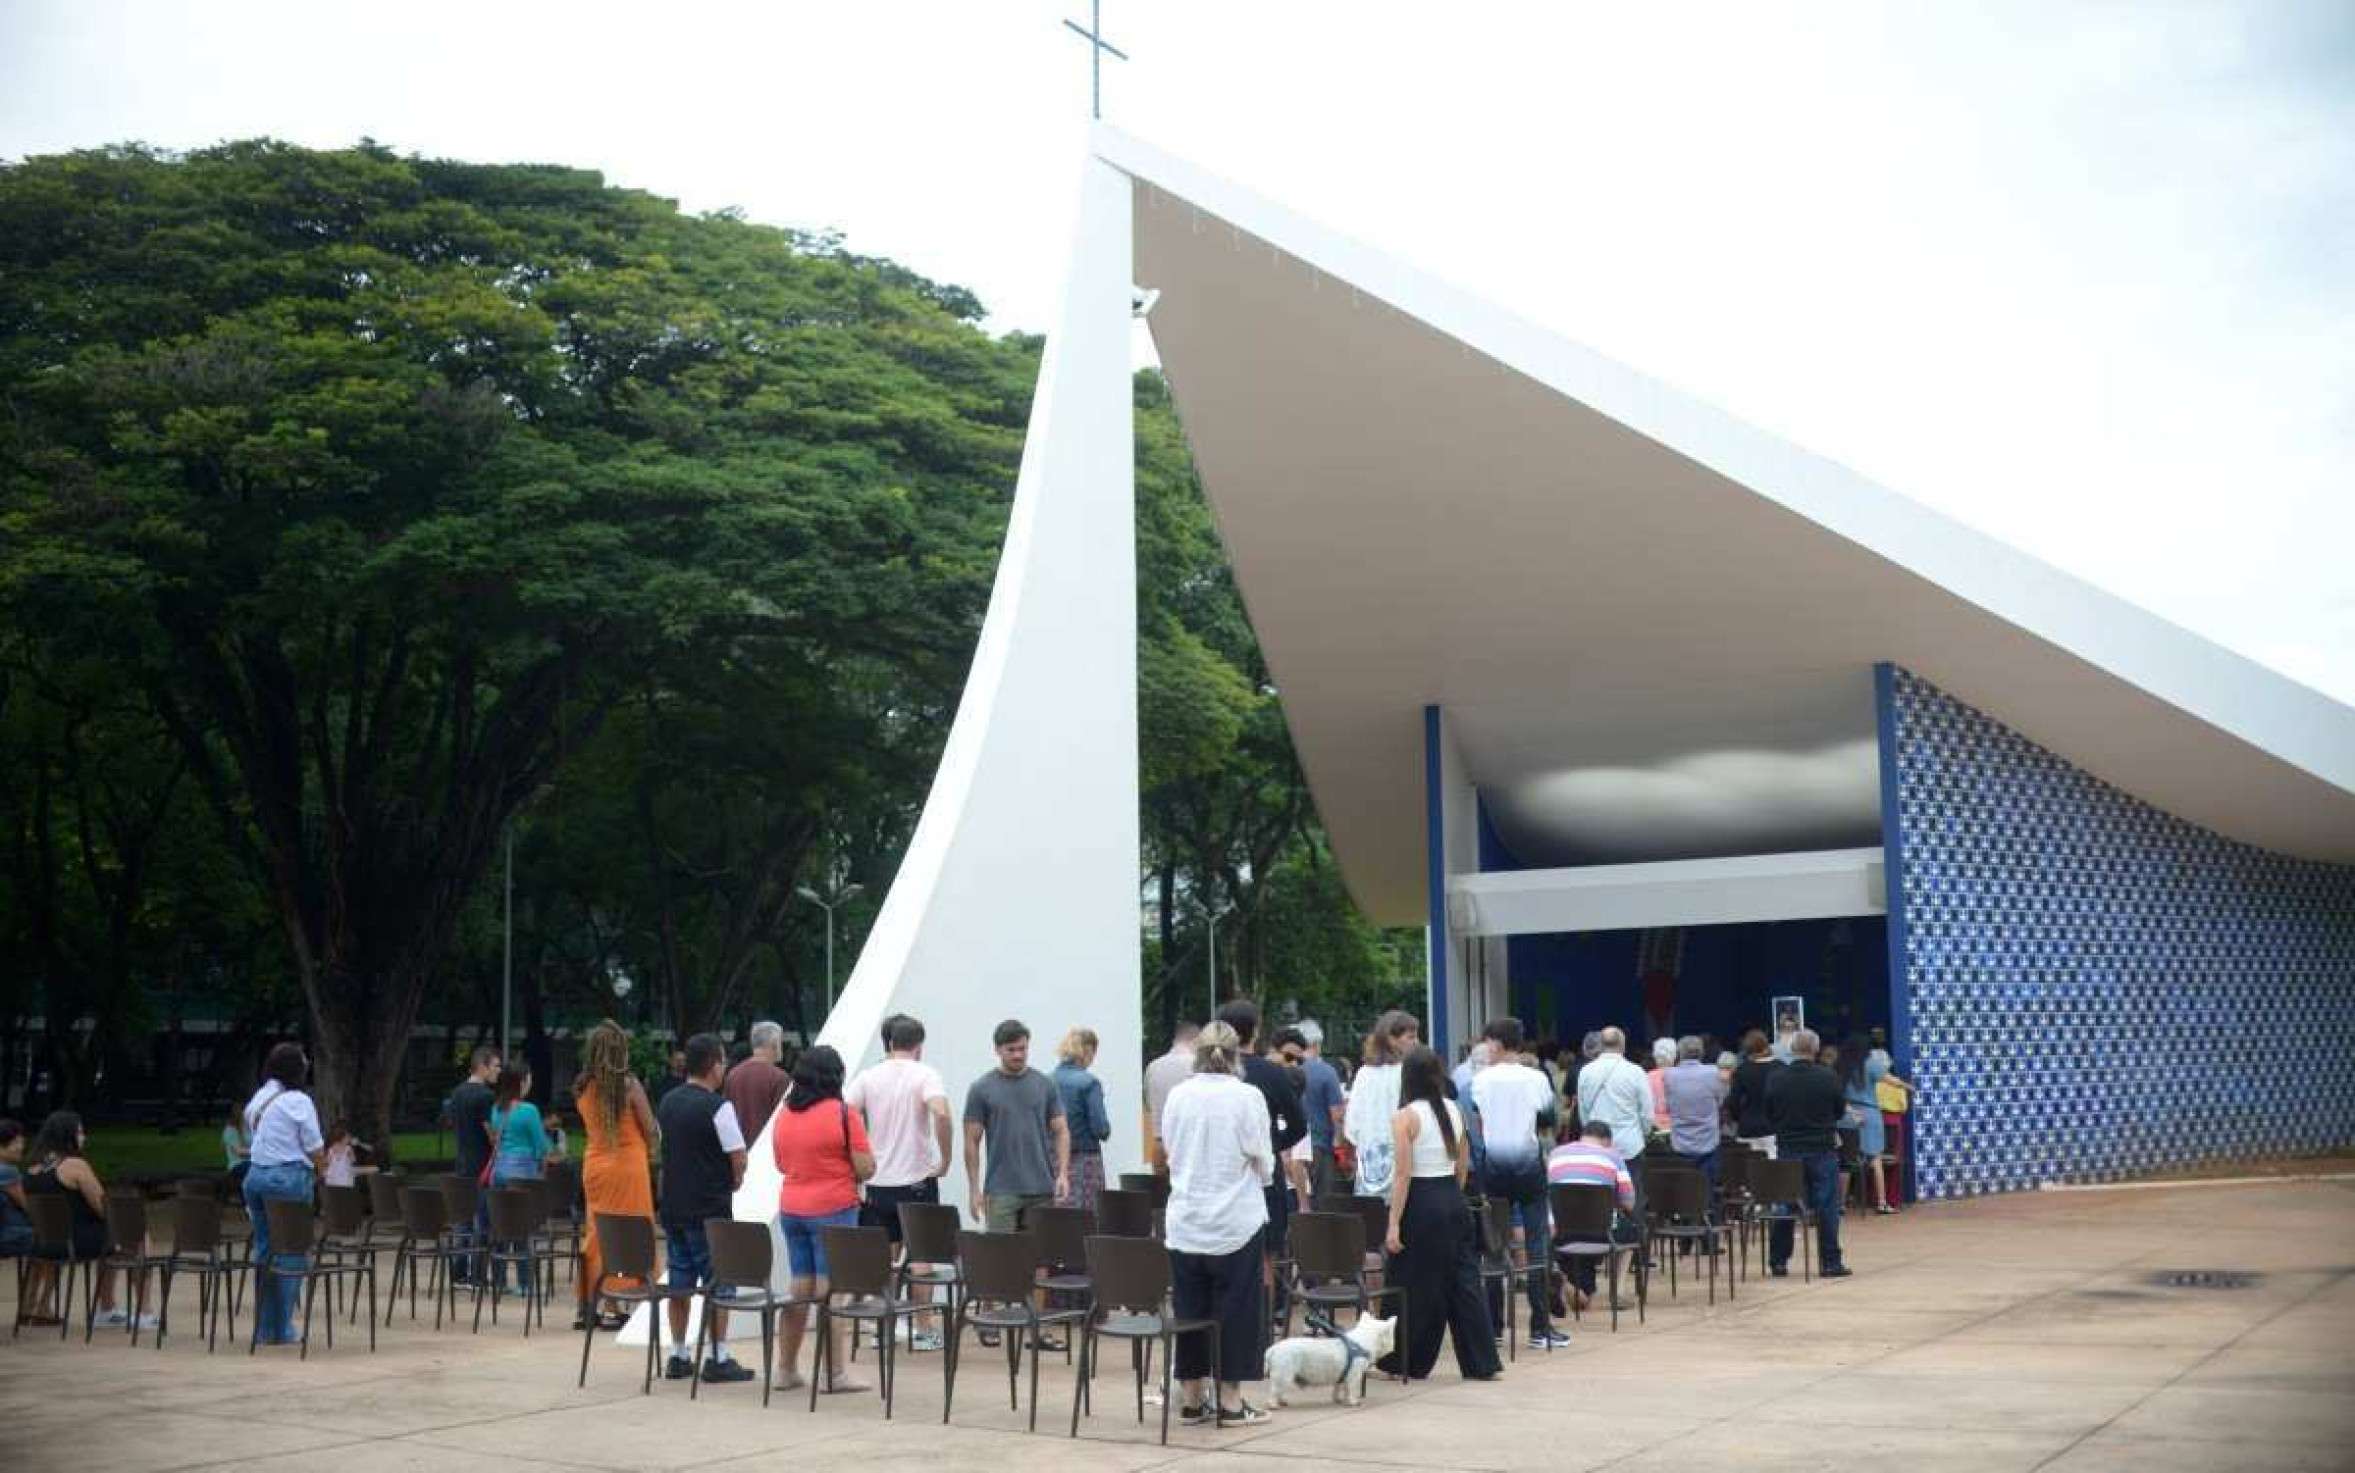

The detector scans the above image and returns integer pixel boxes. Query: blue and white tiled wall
[1879,665,2355,1197]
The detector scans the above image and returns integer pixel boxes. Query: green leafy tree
[0,141,1025,1141]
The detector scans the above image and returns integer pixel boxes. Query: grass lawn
[80,1125,540,1180]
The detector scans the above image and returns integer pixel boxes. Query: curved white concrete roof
[1096,126,2355,923]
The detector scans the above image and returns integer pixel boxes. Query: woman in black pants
[1378,1048,1501,1382]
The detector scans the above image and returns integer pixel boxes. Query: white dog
[1263,1315,1395,1407]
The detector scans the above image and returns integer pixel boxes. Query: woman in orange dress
[573,1019,658,1331]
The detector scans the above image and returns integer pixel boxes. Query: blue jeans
[244,1162,316,1341]
[777,1207,861,1278]
[1767,1151,1844,1272]
[1678,1148,1720,1206]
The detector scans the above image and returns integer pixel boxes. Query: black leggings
[1383,1176,1501,1380]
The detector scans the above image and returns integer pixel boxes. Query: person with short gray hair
[1664,1031,1728,1200]
[721,1019,791,1145]
[1763,1027,1849,1277]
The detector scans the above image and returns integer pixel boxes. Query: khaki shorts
[984,1192,1054,1234]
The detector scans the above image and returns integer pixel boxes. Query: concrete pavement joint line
[2017,1263,2353,1472]
[1580,1232,2182,1471]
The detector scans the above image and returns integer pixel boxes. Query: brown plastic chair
[154,1193,250,1352]
[253,1197,376,1358]
[1548,1182,1643,1331]
[1115,1172,1169,1208]
[688,1219,808,1407]
[1095,1189,1154,1240]
[471,1187,558,1335]
[538,1161,584,1284]
[1029,1206,1093,1357]
[1286,1210,1406,1380]
[386,1185,466,1328]
[1315,1193,1391,1275]
[1470,1197,1552,1360]
[97,1195,169,1345]
[578,1213,692,1394]
[947,1229,1089,1431]
[897,1201,964,1328]
[17,1194,92,1341]
[316,1185,380,1325]
[1750,1159,1816,1282]
[1645,1170,1734,1305]
[811,1225,946,1419]
[1071,1234,1219,1444]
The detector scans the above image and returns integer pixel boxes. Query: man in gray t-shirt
[963,1019,1070,1232]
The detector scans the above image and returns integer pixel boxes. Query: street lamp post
[1196,896,1231,1021]
[797,881,866,1018]
[501,825,514,1059]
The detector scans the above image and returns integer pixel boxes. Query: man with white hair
[1576,1027,1653,1227]
[722,1020,791,1144]
[1763,1029,1850,1278]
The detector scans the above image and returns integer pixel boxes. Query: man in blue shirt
[1276,1024,1346,1198]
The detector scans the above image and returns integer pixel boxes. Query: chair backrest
[366,1172,405,1221]
[899,1201,961,1264]
[171,1193,222,1255]
[105,1193,148,1254]
[176,1177,218,1200]
[702,1218,773,1290]
[594,1213,657,1279]
[401,1184,451,1237]
[265,1197,317,1254]
[957,1229,1042,1304]
[1548,1182,1616,1243]
[1096,1189,1154,1239]
[486,1187,538,1241]
[1717,1150,1753,1196]
[25,1193,74,1254]
[1317,1194,1389,1254]
[438,1173,478,1220]
[1086,1234,1171,1314]
[1030,1205,1094,1271]
[1116,1171,1170,1207]
[1474,1195,1513,1264]
[320,1184,368,1238]
[823,1225,895,1297]
[543,1159,580,1215]
[1289,1210,1366,1280]
[1752,1159,1804,1208]
[1648,1169,1706,1224]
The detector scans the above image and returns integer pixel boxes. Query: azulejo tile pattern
[1884,667,2355,1197]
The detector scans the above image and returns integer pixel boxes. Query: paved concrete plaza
[3,1179,2349,1473]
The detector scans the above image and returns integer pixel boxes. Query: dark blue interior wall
[1883,665,2355,1197]
[1506,915,1889,1050]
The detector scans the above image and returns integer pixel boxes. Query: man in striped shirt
[1546,1120,1634,1208]
[1546,1121,1637,1313]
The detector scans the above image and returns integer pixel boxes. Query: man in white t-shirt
[1470,1017,1567,1349]
[845,1013,952,1347]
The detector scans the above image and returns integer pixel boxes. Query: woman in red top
[771,1044,875,1392]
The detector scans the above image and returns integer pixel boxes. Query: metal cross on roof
[1062,0,1128,120]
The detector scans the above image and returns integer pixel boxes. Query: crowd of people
[0,998,1910,1422]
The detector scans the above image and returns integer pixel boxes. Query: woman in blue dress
[1838,1035,1894,1214]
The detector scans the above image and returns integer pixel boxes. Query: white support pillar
[730,149,1140,1233]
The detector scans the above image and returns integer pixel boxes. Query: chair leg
[577,1277,600,1389]
[883,1311,898,1420]
[689,1287,711,1401]
[1069,1324,1089,1437]
[1027,1326,1042,1433]
[759,1305,775,1410]
[941,1302,960,1425]
[299,1275,316,1361]
[1158,1329,1173,1445]
[809,1303,829,1413]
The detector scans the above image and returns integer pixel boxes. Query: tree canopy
[0,139,1417,1143]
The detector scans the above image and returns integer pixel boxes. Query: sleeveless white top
[1406,1099,1464,1178]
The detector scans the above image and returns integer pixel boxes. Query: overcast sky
[5,1,2350,706]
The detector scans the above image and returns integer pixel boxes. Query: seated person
[1545,1120,1637,1311]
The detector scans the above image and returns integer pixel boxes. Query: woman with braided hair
[572,1019,658,1331]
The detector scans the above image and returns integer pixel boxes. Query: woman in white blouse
[1379,1045,1500,1382]
[242,1041,326,1346]
[1158,1020,1274,1427]
[1342,1010,1420,1199]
